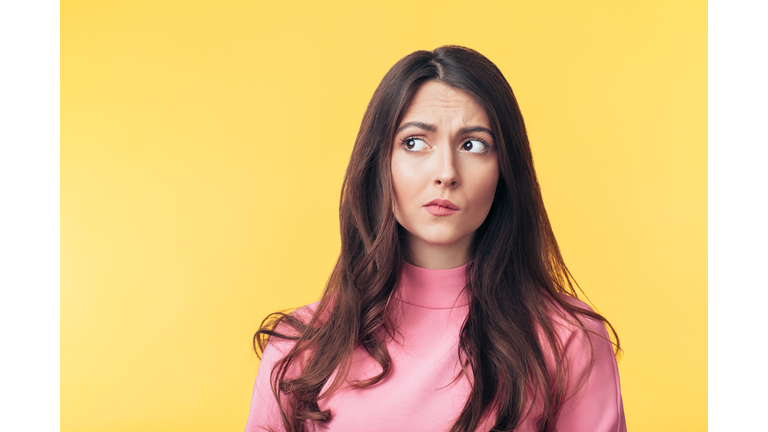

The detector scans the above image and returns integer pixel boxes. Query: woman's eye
[461,139,489,153]
[403,137,428,152]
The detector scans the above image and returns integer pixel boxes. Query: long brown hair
[254,45,619,432]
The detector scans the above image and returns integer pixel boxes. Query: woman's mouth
[424,198,460,216]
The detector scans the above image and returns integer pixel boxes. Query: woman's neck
[404,232,472,269]
[398,261,470,308]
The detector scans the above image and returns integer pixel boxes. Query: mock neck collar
[397,261,470,309]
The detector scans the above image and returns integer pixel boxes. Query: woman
[246,46,626,432]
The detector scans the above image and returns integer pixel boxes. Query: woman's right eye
[403,137,428,152]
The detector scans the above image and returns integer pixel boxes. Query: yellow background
[62,1,707,431]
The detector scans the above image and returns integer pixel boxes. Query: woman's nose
[434,146,459,188]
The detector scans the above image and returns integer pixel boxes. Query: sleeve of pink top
[244,337,292,432]
[245,304,320,432]
[554,313,627,432]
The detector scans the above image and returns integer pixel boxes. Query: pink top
[246,263,627,431]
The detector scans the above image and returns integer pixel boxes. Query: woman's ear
[391,198,400,222]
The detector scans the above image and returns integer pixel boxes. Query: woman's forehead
[399,81,490,129]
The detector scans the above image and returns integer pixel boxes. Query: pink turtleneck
[245,263,626,431]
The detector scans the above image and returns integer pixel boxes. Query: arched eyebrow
[458,126,494,138]
[395,122,494,138]
[396,121,436,134]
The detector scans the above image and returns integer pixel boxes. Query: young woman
[246,46,626,432]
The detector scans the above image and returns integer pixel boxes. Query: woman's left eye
[461,139,489,154]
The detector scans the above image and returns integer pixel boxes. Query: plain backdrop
[61,1,706,431]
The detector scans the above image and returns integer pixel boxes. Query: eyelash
[400,135,492,154]
[462,137,491,154]
[400,135,424,151]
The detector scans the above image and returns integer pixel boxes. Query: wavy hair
[254,45,620,432]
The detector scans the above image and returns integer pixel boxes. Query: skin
[391,81,500,269]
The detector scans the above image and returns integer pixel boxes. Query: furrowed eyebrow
[396,121,437,134]
[458,126,495,138]
[395,122,495,139]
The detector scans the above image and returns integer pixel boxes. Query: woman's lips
[424,198,460,216]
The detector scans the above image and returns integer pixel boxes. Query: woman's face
[391,81,499,263]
